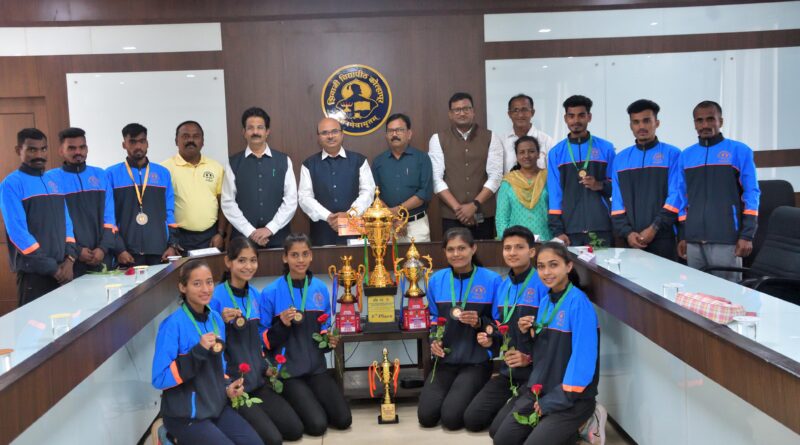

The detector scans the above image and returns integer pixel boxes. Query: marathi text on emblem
[321,64,392,136]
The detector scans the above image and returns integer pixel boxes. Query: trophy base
[402,298,430,331]
[378,403,399,424]
[336,303,361,334]
[363,286,400,333]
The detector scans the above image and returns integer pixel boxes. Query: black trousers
[17,271,59,306]
[492,393,595,445]
[131,253,163,266]
[464,373,526,433]
[442,217,496,241]
[237,383,304,444]
[417,362,491,430]
[163,405,263,445]
[645,236,678,261]
[179,226,217,252]
[282,372,352,436]
[566,231,614,248]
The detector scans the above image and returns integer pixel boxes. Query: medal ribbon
[534,283,573,334]
[566,136,592,174]
[285,274,309,312]
[224,281,252,319]
[502,268,535,325]
[124,160,150,211]
[449,267,477,310]
[182,303,220,337]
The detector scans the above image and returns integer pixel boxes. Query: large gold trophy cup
[368,347,401,424]
[347,188,408,332]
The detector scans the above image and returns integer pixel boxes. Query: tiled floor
[147,402,633,444]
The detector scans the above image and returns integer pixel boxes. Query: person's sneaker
[578,403,607,444]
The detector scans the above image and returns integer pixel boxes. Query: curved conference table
[0,242,798,444]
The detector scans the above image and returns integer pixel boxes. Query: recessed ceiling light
[119,81,125,85]
[122,46,136,50]
[542,65,549,69]
[650,22,658,26]
[186,74,196,78]
[538,28,551,33]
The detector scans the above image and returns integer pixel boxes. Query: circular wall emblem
[321,64,392,136]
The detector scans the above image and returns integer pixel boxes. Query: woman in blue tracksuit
[464,225,548,433]
[152,260,263,445]
[258,233,352,436]
[417,227,502,430]
[209,237,304,445]
[492,242,599,445]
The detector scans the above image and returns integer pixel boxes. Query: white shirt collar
[321,147,346,160]
[245,144,272,158]
[505,125,539,140]
[457,127,473,140]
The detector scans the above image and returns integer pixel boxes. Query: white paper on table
[188,247,222,257]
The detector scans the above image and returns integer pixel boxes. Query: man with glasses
[502,93,555,173]
[371,113,433,242]
[298,117,375,246]
[429,92,504,239]
[222,107,296,248]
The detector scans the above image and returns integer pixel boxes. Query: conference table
[0,243,797,445]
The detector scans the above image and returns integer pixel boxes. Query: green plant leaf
[245,399,252,408]
[443,347,451,354]
[512,412,530,425]
[312,333,323,341]
[280,369,291,379]
[318,341,328,349]
[273,380,284,393]
[250,397,263,404]
[528,413,539,426]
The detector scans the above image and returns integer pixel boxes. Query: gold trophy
[394,238,434,330]
[347,187,409,332]
[328,256,366,333]
[369,347,401,424]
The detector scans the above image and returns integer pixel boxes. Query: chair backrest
[750,206,800,279]
[747,180,795,267]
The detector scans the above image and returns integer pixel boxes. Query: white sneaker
[578,403,607,445]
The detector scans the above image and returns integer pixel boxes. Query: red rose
[238,363,251,374]
[498,325,509,336]
[437,317,448,325]
[275,354,287,364]
[125,267,135,276]
[587,246,594,253]
[317,313,330,323]
[531,384,543,395]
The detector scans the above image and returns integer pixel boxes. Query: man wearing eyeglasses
[371,113,433,243]
[298,117,376,246]
[502,94,555,173]
[428,92,504,239]
[221,107,297,248]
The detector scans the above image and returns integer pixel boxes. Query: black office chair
[746,179,795,267]
[704,206,800,305]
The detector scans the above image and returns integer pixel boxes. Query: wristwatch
[472,199,482,212]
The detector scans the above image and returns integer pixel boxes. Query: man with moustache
[371,113,433,242]
[162,121,228,252]
[45,127,117,277]
[502,94,555,173]
[106,123,179,266]
[221,107,297,248]
[677,101,760,281]
[610,100,682,260]
[298,117,375,246]
[0,128,77,305]
[428,92,504,239]
[547,95,616,247]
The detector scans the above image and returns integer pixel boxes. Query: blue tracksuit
[0,163,76,275]
[547,134,616,237]
[428,266,501,365]
[611,138,682,238]
[678,134,760,244]
[152,305,228,421]
[258,274,332,378]
[209,282,266,393]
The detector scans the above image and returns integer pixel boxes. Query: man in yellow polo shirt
[161,120,228,252]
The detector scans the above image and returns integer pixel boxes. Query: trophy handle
[346,207,359,219]
[393,258,403,282]
[357,263,366,277]
[328,265,337,281]
[394,206,410,234]
[422,254,434,282]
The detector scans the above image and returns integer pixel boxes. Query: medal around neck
[211,338,225,355]
[450,306,462,320]
[578,169,587,178]
[233,315,247,330]
[136,211,149,225]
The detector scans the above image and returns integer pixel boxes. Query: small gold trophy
[347,188,409,332]
[329,256,366,333]
[369,347,401,424]
[394,238,434,330]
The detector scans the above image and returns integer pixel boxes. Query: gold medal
[211,338,225,354]
[293,311,304,323]
[450,307,462,320]
[578,170,587,178]
[234,316,247,329]
[484,324,495,335]
[136,211,149,225]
